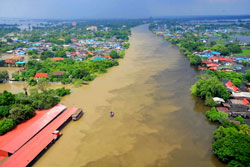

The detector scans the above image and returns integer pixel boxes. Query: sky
[0,0,249,19]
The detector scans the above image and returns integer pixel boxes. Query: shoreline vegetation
[0,85,71,135]
[150,22,250,166]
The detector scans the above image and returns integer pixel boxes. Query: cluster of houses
[2,29,127,67]
[213,80,250,124]
[153,24,250,124]
[196,50,248,72]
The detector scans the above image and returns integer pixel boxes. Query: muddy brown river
[0,25,224,167]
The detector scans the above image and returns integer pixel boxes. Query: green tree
[191,77,230,101]
[239,124,250,136]
[0,118,15,135]
[29,89,60,110]
[37,78,49,92]
[110,50,119,59]
[0,106,11,119]
[55,50,66,58]
[0,70,9,83]
[55,87,71,97]
[226,43,242,54]
[245,69,250,81]
[206,107,229,124]
[0,90,15,106]
[212,45,229,56]
[213,132,250,166]
[41,51,54,60]
[189,55,202,65]
[232,78,242,87]
[234,116,245,124]
[210,41,217,47]
[8,104,35,124]
[28,78,37,86]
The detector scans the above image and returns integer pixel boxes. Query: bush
[189,55,202,65]
[213,126,239,141]
[0,71,9,83]
[212,132,250,166]
[0,119,15,135]
[206,107,229,124]
[29,90,60,110]
[28,78,37,86]
[8,104,35,124]
[205,95,216,107]
[191,77,230,101]
[110,50,120,59]
[0,105,11,119]
[55,87,71,97]
[0,90,16,106]
[234,116,245,124]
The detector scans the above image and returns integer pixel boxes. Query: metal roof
[0,104,66,154]
[1,107,77,167]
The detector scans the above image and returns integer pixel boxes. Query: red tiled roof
[104,55,111,59]
[34,73,48,78]
[225,81,234,87]
[52,57,64,61]
[207,64,219,67]
[209,56,219,60]
[232,86,239,92]
[202,60,212,64]
[5,60,14,64]
[0,104,66,154]
[219,57,234,62]
[209,67,218,70]
[0,107,76,167]
[242,98,249,105]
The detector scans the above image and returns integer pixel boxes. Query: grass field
[235,49,250,57]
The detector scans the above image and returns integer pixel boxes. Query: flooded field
[1,25,224,167]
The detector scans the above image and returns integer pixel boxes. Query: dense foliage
[0,87,71,135]
[13,59,118,85]
[191,77,230,104]
[206,107,229,125]
[213,126,250,167]
[0,70,9,83]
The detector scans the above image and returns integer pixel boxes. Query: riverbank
[151,24,250,166]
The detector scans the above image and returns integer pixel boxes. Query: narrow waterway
[1,25,224,167]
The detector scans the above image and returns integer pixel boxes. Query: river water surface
[1,25,224,167]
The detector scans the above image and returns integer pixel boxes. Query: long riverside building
[0,105,78,167]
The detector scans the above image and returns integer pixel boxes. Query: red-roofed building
[209,56,219,60]
[225,81,234,88]
[52,57,64,61]
[225,81,240,92]
[34,73,48,78]
[87,51,94,55]
[242,98,249,105]
[207,64,219,67]
[219,57,234,62]
[104,55,112,59]
[202,60,212,64]
[209,67,218,70]
[232,86,240,92]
